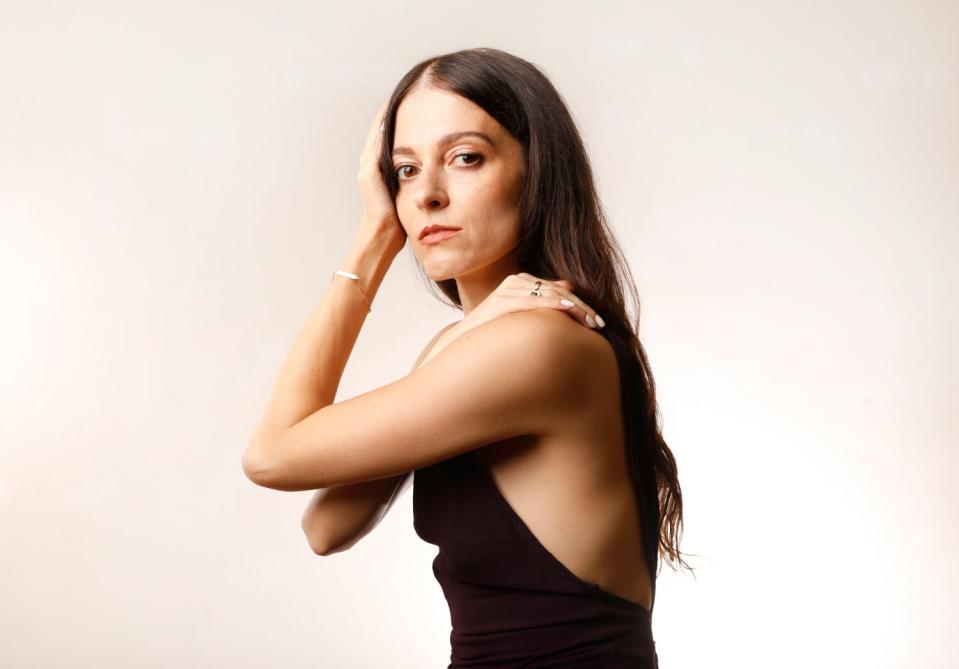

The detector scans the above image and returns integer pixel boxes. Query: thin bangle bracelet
[331,270,373,313]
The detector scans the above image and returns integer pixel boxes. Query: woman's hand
[464,273,605,332]
[417,273,605,369]
[357,100,406,257]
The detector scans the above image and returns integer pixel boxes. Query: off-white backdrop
[1,2,956,667]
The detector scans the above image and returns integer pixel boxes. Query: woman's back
[413,319,659,668]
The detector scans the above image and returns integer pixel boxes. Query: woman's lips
[420,229,461,245]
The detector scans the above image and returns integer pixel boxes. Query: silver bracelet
[331,270,372,313]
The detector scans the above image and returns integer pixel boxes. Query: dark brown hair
[378,47,694,577]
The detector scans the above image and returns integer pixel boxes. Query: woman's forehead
[394,88,498,145]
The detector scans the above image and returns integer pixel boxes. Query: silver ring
[529,280,542,297]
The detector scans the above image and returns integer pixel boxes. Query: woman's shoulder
[418,309,616,395]
[499,308,616,358]
[482,309,619,386]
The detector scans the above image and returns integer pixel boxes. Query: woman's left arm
[242,229,398,480]
[240,304,590,492]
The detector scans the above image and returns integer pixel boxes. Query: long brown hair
[378,47,695,580]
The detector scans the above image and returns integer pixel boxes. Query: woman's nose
[412,168,449,211]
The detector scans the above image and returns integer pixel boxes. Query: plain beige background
[2,1,956,667]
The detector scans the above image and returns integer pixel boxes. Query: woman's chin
[422,258,465,283]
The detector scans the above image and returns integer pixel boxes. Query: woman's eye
[394,153,483,180]
[454,152,483,166]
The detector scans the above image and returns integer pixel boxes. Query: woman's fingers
[359,101,389,171]
[514,273,604,329]
[357,100,402,232]
[540,288,604,329]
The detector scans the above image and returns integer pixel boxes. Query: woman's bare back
[420,312,654,610]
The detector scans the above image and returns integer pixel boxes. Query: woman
[243,47,690,668]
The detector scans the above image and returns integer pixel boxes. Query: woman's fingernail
[594,314,605,328]
[560,299,575,307]
[586,314,596,328]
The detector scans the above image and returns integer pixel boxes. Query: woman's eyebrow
[391,131,496,158]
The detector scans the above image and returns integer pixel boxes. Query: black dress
[413,329,659,668]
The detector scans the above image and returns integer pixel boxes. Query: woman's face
[390,85,526,281]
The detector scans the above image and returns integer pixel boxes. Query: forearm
[248,230,398,450]
[300,472,408,554]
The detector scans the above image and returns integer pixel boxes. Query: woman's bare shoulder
[416,308,610,384]
[520,308,620,384]
[499,308,614,359]
[464,309,616,388]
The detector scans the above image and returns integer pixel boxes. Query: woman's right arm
[300,320,460,555]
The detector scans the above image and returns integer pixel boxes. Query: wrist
[338,231,397,307]
[362,217,407,259]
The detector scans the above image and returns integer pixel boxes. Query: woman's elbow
[241,446,273,487]
[301,517,334,556]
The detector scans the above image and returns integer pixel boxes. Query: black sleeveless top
[413,329,659,668]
